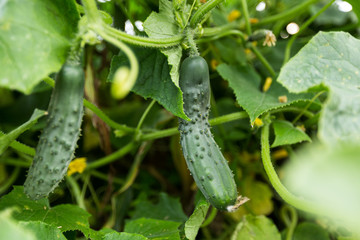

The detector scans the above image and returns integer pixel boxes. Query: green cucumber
[24,61,84,200]
[178,56,238,211]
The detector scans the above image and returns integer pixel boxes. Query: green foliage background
[0,0,360,239]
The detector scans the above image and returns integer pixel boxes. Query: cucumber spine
[178,56,238,211]
[24,61,85,200]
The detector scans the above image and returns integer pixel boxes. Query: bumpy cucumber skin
[178,56,238,210]
[24,61,84,200]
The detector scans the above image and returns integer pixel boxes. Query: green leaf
[0,0,79,94]
[271,120,311,147]
[214,39,247,66]
[278,32,360,146]
[184,197,210,240]
[132,192,188,222]
[0,210,36,240]
[124,218,181,240]
[19,221,67,240]
[0,186,99,239]
[108,48,188,120]
[0,109,46,155]
[143,0,182,86]
[231,215,281,240]
[217,63,312,123]
[283,143,360,234]
[103,232,147,240]
[293,222,330,240]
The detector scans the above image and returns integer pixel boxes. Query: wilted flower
[263,30,276,47]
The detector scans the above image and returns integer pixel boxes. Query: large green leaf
[108,48,188,120]
[143,0,182,86]
[231,215,281,240]
[124,218,181,240]
[217,63,312,123]
[0,186,99,239]
[0,0,79,94]
[283,143,360,234]
[0,109,45,155]
[0,210,36,240]
[131,192,187,222]
[278,32,360,146]
[271,120,311,147]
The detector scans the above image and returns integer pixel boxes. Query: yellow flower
[253,118,263,127]
[249,18,259,24]
[263,77,272,92]
[210,59,219,70]
[227,10,241,22]
[67,158,87,176]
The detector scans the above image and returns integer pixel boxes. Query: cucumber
[24,61,84,200]
[178,56,238,211]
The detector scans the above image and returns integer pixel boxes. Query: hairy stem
[261,122,322,214]
[103,24,185,48]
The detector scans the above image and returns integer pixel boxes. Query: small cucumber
[24,61,84,200]
[178,56,238,211]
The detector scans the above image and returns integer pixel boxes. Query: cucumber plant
[178,56,243,211]
[24,61,85,200]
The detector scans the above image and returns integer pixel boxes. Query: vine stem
[94,27,139,98]
[134,100,156,140]
[187,29,199,56]
[81,0,100,24]
[260,121,322,215]
[249,44,276,77]
[283,0,335,64]
[86,141,137,170]
[240,0,252,35]
[280,205,298,240]
[103,24,185,48]
[190,0,226,27]
[201,207,217,227]
[0,167,20,195]
[66,176,86,210]
[254,0,319,26]
[292,91,325,124]
[140,111,249,141]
